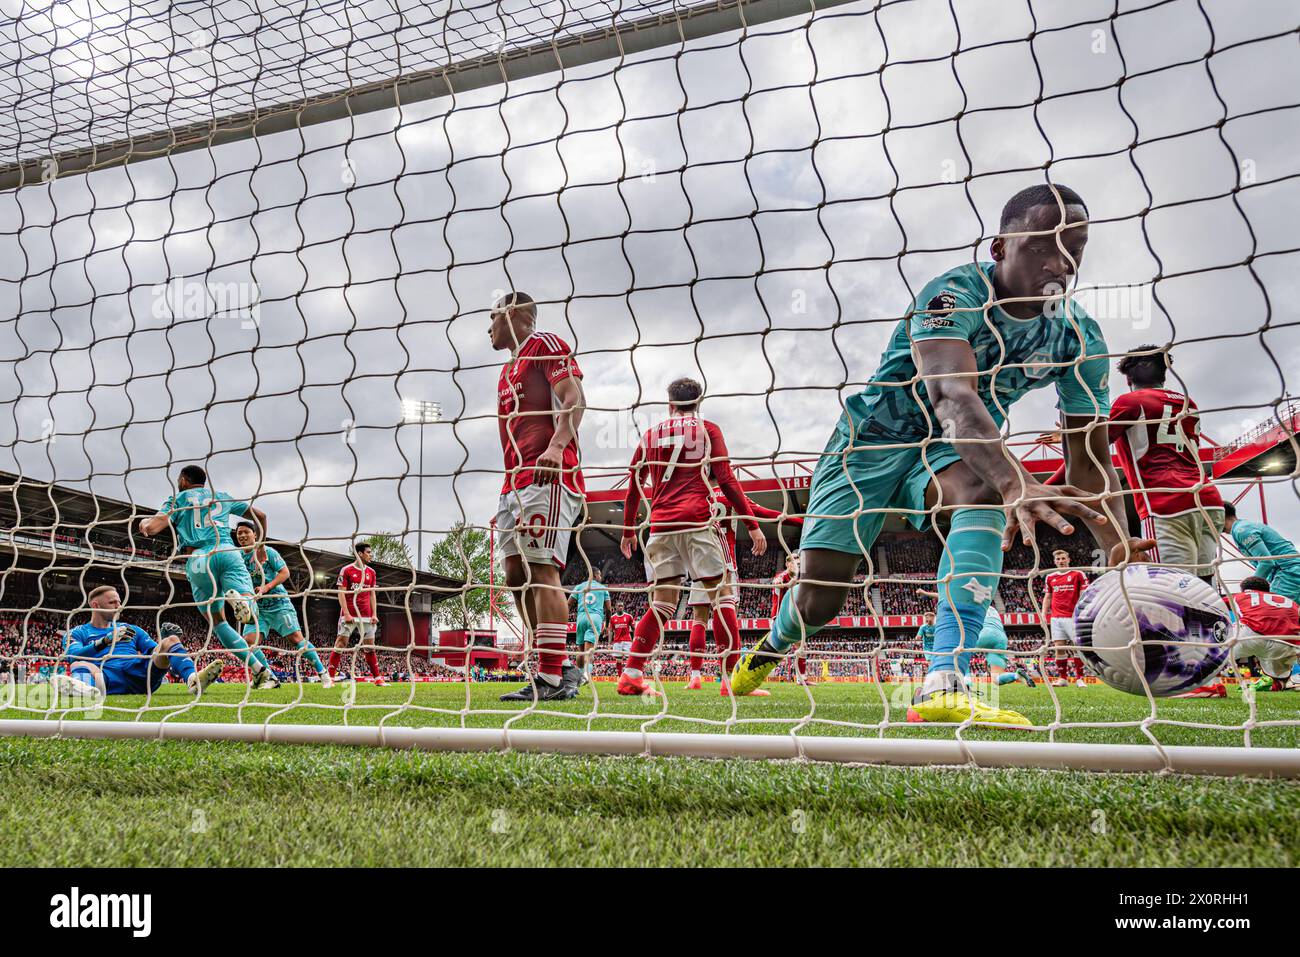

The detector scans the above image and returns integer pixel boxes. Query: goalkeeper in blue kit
[64,585,223,697]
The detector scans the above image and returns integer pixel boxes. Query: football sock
[363,649,381,677]
[327,650,342,677]
[296,639,326,675]
[534,623,568,679]
[688,620,707,673]
[624,601,674,679]
[996,671,1018,686]
[166,644,196,683]
[769,587,821,653]
[931,508,1006,676]
[712,598,742,674]
[213,621,262,670]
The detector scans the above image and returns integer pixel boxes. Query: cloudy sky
[1,0,1297,577]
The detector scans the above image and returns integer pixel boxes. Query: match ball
[1072,564,1230,697]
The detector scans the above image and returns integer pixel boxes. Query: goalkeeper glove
[159,622,184,642]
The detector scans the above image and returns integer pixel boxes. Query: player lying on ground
[330,540,386,687]
[1042,549,1089,688]
[684,500,804,690]
[235,522,331,688]
[490,291,586,701]
[618,377,768,698]
[1229,576,1300,693]
[63,585,223,699]
[732,183,1153,724]
[570,567,610,680]
[137,464,280,689]
[915,588,1034,687]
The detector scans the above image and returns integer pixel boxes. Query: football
[1072,565,1231,696]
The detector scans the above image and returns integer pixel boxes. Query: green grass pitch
[1,680,1297,866]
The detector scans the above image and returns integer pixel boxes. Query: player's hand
[1107,537,1157,567]
[748,526,767,557]
[1002,481,1107,550]
[619,534,636,560]
[159,622,184,641]
[533,444,565,485]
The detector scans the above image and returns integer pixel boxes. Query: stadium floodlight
[402,399,443,570]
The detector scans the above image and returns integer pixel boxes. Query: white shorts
[688,567,735,606]
[1146,509,1224,575]
[642,527,728,584]
[496,483,584,568]
[1232,623,1300,680]
[338,618,377,642]
[612,640,632,655]
[1049,617,1076,646]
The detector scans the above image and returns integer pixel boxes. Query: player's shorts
[687,568,734,607]
[612,640,632,655]
[1145,509,1223,576]
[643,527,728,584]
[1231,623,1300,680]
[800,415,962,556]
[244,602,301,639]
[1049,617,1076,646]
[975,622,1009,670]
[496,483,584,569]
[185,546,255,615]
[71,658,165,697]
[575,618,602,645]
[1265,570,1300,605]
[337,617,377,642]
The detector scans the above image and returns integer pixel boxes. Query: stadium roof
[572,407,1300,549]
[0,470,464,612]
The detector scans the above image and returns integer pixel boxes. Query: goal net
[2,0,1299,778]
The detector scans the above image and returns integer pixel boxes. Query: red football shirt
[337,563,377,618]
[622,415,756,536]
[1230,590,1300,641]
[498,331,585,495]
[609,613,635,641]
[711,488,803,565]
[1108,388,1222,520]
[771,568,795,618]
[1043,569,1089,620]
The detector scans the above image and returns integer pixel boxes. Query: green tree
[364,532,412,568]
[426,522,514,630]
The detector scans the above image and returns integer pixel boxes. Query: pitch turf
[1,680,1298,866]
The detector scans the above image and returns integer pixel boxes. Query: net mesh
[2,0,1299,766]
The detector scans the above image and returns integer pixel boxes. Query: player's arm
[137,500,172,538]
[710,427,766,556]
[619,441,647,559]
[1061,412,1151,565]
[915,338,1106,543]
[534,374,585,486]
[62,629,106,659]
[337,571,354,621]
[1235,526,1277,579]
[915,587,939,599]
[246,504,268,539]
[259,549,290,597]
[746,499,805,526]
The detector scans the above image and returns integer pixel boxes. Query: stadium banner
[562,612,1045,633]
